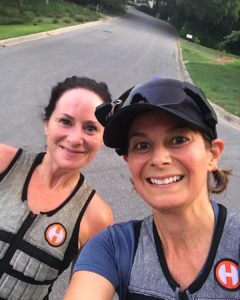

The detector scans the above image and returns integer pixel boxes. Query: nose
[67,126,83,146]
[150,145,172,167]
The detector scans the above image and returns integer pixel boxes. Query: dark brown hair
[43,76,112,121]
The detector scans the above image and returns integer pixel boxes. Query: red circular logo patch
[45,223,67,247]
[215,259,240,291]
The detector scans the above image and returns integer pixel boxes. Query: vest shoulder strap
[119,220,142,300]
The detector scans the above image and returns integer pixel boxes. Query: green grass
[0,23,78,40]
[0,0,102,40]
[180,39,240,117]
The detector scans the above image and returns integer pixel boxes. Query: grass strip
[0,23,83,40]
[180,39,240,117]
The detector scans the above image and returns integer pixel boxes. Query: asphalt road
[0,6,239,300]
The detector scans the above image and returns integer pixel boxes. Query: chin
[147,197,186,212]
[57,161,81,171]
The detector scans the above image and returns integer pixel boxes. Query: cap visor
[103,103,209,148]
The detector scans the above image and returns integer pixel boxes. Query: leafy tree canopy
[154,0,240,51]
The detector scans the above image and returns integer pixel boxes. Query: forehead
[55,88,103,112]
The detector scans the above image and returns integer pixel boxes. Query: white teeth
[149,175,181,185]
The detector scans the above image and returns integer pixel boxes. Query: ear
[44,121,49,136]
[123,154,128,162]
[208,138,224,171]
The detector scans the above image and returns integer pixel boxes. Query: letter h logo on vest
[45,223,67,247]
[215,259,240,291]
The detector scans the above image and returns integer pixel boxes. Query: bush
[52,18,59,24]
[217,31,240,55]
[0,7,19,17]
[70,0,126,13]
[137,5,155,16]
[99,0,127,13]
[0,16,24,25]
[63,18,71,23]
[74,16,85,22]
[21,10,35,23]
[0,0,102,25]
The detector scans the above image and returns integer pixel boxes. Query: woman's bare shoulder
[78,192,114,248]
[0,143,18,173]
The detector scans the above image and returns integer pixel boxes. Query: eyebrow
[58,113,99,124]
[59,113,73,119]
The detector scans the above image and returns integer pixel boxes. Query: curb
[177,39,240,128]
[0,18,107,47]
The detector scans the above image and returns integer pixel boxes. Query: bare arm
[78,193,114,249]
[64,271,115,300]
[0,144,18,173]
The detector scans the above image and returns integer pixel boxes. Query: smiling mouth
[60,146,83,154]
[148,175,183,185]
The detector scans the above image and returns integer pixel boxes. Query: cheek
[127,157,143,178]
[88,136,103,152]
[45,122,61,138]
[182,150,210,174]
[47,130,62,144]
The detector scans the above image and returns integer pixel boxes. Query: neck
[152,199,215,251]
[36,154,80,189]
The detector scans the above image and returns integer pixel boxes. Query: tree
[218,30,240,55]
[16,0,23,7]
[70,0,127,12]
[158,0,240,49]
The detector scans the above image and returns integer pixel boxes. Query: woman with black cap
[64,78,240,300]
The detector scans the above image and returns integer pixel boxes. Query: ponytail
[208,168,232,194]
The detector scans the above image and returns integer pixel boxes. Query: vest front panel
[127,211,240,300]
[0,151,94,299]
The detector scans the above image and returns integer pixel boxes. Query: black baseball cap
[95,78,218,155]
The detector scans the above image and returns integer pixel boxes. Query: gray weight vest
[0,149,95,299]
[126,206,240,299]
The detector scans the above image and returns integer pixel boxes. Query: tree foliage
[12,0,126,13]
[70,0,127,13]
[153,0,240,51]
[218,30,240,55]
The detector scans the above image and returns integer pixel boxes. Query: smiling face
[124,111,222,212]
[44,88,104,172]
